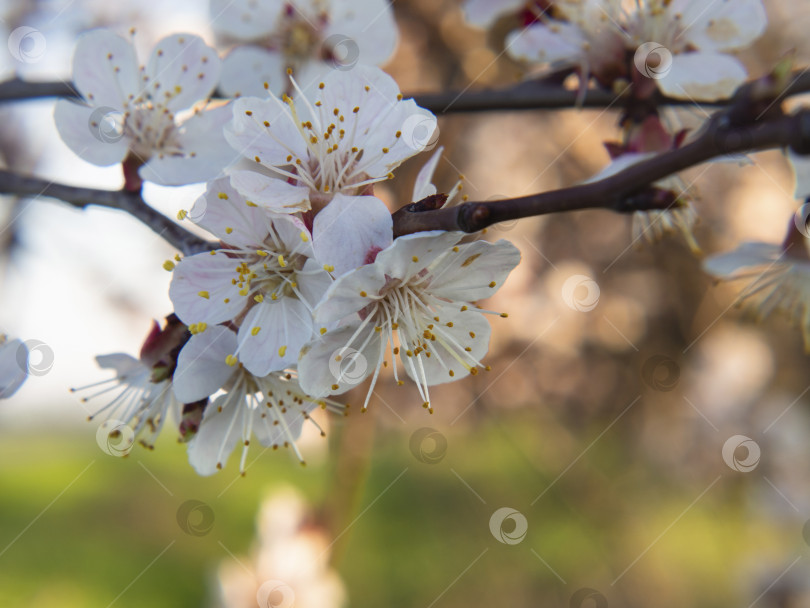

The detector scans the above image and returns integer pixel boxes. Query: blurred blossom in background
[1,1,810,607]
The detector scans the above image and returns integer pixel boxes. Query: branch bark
[0,170,212,255]
[392,109,810,237]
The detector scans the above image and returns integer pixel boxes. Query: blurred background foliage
[1,0,810,607]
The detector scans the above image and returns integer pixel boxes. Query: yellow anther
[256,250,268,257]
[320,327,327,335]
[254,294,264,303]
[278,255,287,268]
[251,326,261,336]
[300,231,309,242]
[218,192,229,199]
[225,354,238,366]
[198,290,210,299]
[162,260,175,271]
[359,291,367,297]
[489,281,496,288]
[177,209,188,220]
[500,312,509,318]
[412,256,418,262]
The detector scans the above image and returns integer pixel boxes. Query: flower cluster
[468,0,767,101]
[61,22,521,475]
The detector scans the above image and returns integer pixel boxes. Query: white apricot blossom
[0,336,27,399]
[507,0,767,100]
[211,0,398,97]
[298,231,521,411]
[169,177,333,377]
[55,29,233,186]
[224,65,437,215]
[73,316,189,449]
[704,237,810,351]
[173,325,344,475]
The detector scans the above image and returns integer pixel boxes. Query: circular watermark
[561,275,600,312]
[486,195,517,231]
[16,339,54,377]
[722,435,761,472]
[176,499,215,536]
[570,588,608,608]
[793,202,810,238]
[633,42,672,80]
[323,34,359,71]
[401,113,440,152]
[328,347,368,385]
[8,26,46,63]
[489,507,528,545]
[641,355,680,391]
[187,195,208,223]
[88,106,125,144]
[409,427,447,464]
[257,580,295,608]
[96,419,135,457]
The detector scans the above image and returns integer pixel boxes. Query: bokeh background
[1,0,810,606]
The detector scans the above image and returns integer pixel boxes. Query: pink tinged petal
[657,53,747,101]
[271,212,315,257]
[0,339,27,399]
[71,29,139,109]
[187,392,244,475]
[210,0,284,41]
[173,327,237,403]
[144,34,221,111]
[463,0,525,27]
[505,21,587,66]
[314,265,385,324]
[228,171,312,213]
[219,46,288,98]
[312,194,393,277]
[237,298,314,376]
[169,253,246,325]
[226,95,308,166]
[328,0,398,66]
[401,307,491,386]
[703,242,781,278]
[54,100,130,166]
[189,176,274,245]
[429,239,522,302]
[374,231,462,283]
[297,323,383,397]
[412,146,443,201]
[139,104,236,186]
[671,0,767,52]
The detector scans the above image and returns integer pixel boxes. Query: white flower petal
[314,264,385,324]
[657,52,747,101]
[703,242,781,278]
[226,95,309,167]
[228,171,312,212]
[463,0,525,27]
[312,194,393,277]
[187,393,244,475]
[189,176,276,245]
[401,307,491,386]
[210,0,282,41]
[54,100,130,166]
[0,339,27,399]
[144,34,220,111]
[95,352,142,376]
[139,104,235,186]
[237,298,314,376]
[429,239,522,302]
[374,231,461,284]
[173,327,237,403]
[298,323,383,397]
[72,29,139,109]
[506,21,587,67]
[412,146,443,201]
[327,0,398,67]
[219,46,288,97]
[169,253,247,325]
[671,0,767,52]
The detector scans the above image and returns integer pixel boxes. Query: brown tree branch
[0,170,212,255]
[392,109,810,237]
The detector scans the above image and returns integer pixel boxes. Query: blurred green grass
[0,415,796,608]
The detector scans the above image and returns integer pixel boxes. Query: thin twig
[0,170,212,255]
[392,109,810,236]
